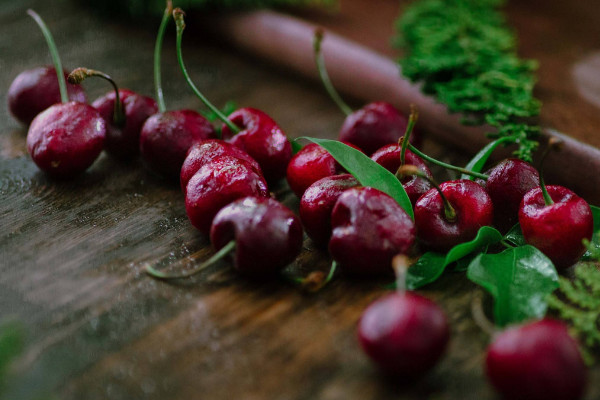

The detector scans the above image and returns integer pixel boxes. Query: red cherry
[8,66,86,125]
[486,319,587,400]
[414,179,493,252]
[519,186,593,269]
[92,89,158,159]
[358,292,449,378]
[329,187,415,276]
[221,107,292,182]
[286,143,338,197]
[26,102,106,178]
[210,196,303,276]
[185,155,269,234]
[180,139,262,193]
[139,109,216,178]
[299,174,359,247]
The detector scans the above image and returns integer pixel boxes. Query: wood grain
[0,1,598,399]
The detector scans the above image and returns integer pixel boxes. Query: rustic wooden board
[0,1,598,399]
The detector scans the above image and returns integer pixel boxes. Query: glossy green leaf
[581,205,600,260]
[406,226,503,289]
[591,205,600,231]
[461,137,514,180]
[504,223,526,247]
[298,137,413,219]
[467,245,559,327]
[290,140,303,155]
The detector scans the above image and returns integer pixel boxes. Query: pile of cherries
[9,7,592,400]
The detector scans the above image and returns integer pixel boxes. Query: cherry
[299,173,359,247]
[329,187,415,276]
[173,9,291,183]
[24,10,105,178]
[483,158,539,232]
[358,255,449,378]
[8,66,86,125]
[486,319,587,400]
[180,139,262,193]
[185,155,269,234]
[210,197,303,276]
[406,166,493,252]
[286,143,338,197]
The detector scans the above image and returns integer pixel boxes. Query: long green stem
[27,9,68,104]
[392,255,410,294]
[145,240,235,280]
[538,138,562,206]
[68,68,125,126]
[407,143,489,180]
[154,1,172,113]
[173,8,240,134]
[313,29,353,116]
[400,106,418,166]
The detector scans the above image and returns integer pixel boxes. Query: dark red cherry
[414,179,493,252]
[519,186,593,269]
[8,66,87,125]
[27,101,105,178]
[358,291,449,378]
[139,109,216,178]
[185,155,269,234]
[484,158,539,232]
[92,89,158,159]
[339,102,419,155]
[180,139,262,193]
[329,187,415,276]
[286,143,338,197]
[210,196,303,276]
[221,107,292,182]
[299,174,359,247]
[486,319,587,400]
[371,144,432,206]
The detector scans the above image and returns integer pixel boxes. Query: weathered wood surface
[0,1,598,399]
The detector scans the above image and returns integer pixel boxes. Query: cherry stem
[154,1,172,113]
[173,8,241,134]
[539,137,563,206]
[392,255,410,294]
[313,28,353,117]
[407,143,489,180]
[294,260,338,293]
[397,165,457,222]
[68,68,125,126]
[27,9,68,104]
[400,105,418,166]
[471,290,498,338]
[145,240,235,280]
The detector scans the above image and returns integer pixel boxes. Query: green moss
[395,0,541,161]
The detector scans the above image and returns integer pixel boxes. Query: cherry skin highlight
[210,196,303,276]
[140,109,216,178]
[180,139,262,193]
[185,155,269,234]
[299,173,359,247]
[519,185,593,269]
[8,66,87,125]
[221,107,292,182]
[92,89,158,160]
[371,144,432,206]
[486,319,587,400]
[26,101,106,178]
[358,292,449,379]
[329,187,415,276]
[414,179,493,252]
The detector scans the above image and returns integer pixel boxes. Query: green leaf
[461,136,514,180]
[581,205,600,261]
[298,137,413,219]
[504,223,526,247]
[591,205,600,231]
[406,226,503,289]
[291,140,303,155]
[467,245,559,327]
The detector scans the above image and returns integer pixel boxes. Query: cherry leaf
[461,136,514,180]
[581,204,600,260]
[406,226,503,289]
[467,245,559,327]
[504,223,526,247]
[298,137,413,219]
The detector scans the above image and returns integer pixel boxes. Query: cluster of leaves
[82,0,337,20]
[395,0,541,161]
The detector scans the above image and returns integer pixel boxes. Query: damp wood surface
[0,1,599,399]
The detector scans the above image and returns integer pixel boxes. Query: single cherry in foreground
[286,143,338,197]
[8,66,87,125]
[299,173,359,247]
[329,187,415,276]
[486,319,587,400]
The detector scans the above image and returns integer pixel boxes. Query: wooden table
[1,1,598,399]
